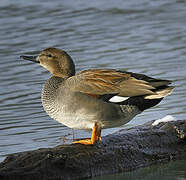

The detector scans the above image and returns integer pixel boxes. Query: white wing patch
[109,96,129,103]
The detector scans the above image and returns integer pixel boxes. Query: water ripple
[0,0,186,166]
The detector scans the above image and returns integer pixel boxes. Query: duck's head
[21,48,75,78]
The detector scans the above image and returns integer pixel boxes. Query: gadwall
[21,48,174,145]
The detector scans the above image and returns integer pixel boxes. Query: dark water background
[0,0,186,179]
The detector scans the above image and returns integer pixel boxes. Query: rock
[0,120,185,180]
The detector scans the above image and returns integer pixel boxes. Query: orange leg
[73,123,102,145]
[95,127,102,141]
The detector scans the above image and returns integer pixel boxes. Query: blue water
[0,0,186,179]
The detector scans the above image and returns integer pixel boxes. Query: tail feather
[117,86,175,111]
[149,80,172,87]
[115,70,175,111]
[144,86,175,99]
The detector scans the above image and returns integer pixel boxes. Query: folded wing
[65,69,157,97]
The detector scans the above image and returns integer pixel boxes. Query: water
[91,160,186,180]
[0,0,186,179]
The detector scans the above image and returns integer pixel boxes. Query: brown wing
[65,69,156,97]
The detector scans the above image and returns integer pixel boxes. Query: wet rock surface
[0,120,185,180]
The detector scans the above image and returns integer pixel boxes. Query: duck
[20,47,175,145]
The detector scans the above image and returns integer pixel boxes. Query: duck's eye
[47,54,52,58]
